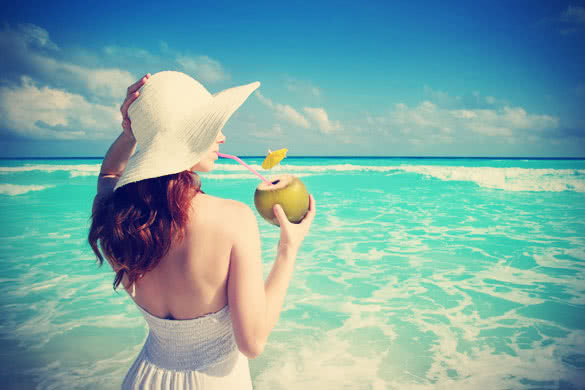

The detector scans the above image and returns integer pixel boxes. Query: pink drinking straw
[217,152,272,186]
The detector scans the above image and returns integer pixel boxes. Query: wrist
[277,242,299,258]
[120,131,136,144]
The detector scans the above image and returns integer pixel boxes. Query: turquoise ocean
[1,157,584,390]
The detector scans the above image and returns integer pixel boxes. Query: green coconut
[254,174,309,226]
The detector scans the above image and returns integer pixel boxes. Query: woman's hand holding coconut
[273,194,316,253]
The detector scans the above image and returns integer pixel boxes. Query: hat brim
[114,81,260,190]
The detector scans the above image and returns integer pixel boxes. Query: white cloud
[102,44,230,86]
[0,76,120,139]
[559,5,585,34]
[0,23,134,100]
[256,90,346,137]
[378,86,559,145]
[250,123,284,140]
[279,105,310,128]
[255,91,310,128]
[452,109,477,119]
[15,23,59,51]
[0,23,241,143]
[485,96,496,104]
[367,100,559,143]
[562,5,585,25]
[176,55,229,84]
[103,45,152,60]
[303,107,342,133]
[255,90,274,108]
[425,86,502,109]
[423,85,461,108]
[285,78,322,97]
[60,63,135,100]
[255,92,344,133]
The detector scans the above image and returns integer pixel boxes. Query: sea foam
[218,162,585,192]
[0,184,54,195]
[0,164,100,177]
[394,165,585,193]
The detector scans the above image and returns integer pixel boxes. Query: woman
[89,71,316,389]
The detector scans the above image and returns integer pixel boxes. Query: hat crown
[128,71,212,147]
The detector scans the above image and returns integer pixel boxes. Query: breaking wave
[0,164,100,177]
[394,165,585,192]
[0,184,54,196]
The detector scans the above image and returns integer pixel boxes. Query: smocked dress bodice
[122,305,252,389]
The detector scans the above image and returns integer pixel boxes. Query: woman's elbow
[237,339,265,359]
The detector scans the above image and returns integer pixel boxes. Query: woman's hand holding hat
[120,73,150,142]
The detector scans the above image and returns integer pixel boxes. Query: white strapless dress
[122,305,253,389]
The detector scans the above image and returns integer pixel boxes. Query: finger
[120,91,139,117]
[308,194,316,212]
[273,204,289,226]
[301,195,316,225]
[126,74,150,96]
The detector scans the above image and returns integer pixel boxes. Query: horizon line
[1,156,585,160]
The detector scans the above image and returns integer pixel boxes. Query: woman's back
[118,193,258,389]
[128,193,240,320]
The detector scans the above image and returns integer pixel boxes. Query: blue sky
[1,1,584,157]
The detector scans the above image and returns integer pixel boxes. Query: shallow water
[1,157,584,389]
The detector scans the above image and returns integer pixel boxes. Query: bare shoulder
[191,193,256,229]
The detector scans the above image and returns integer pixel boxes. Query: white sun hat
[114,71,260,190]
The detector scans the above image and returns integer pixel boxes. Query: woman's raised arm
[92,74,150,213]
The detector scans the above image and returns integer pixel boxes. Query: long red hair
[88,171,202,290]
